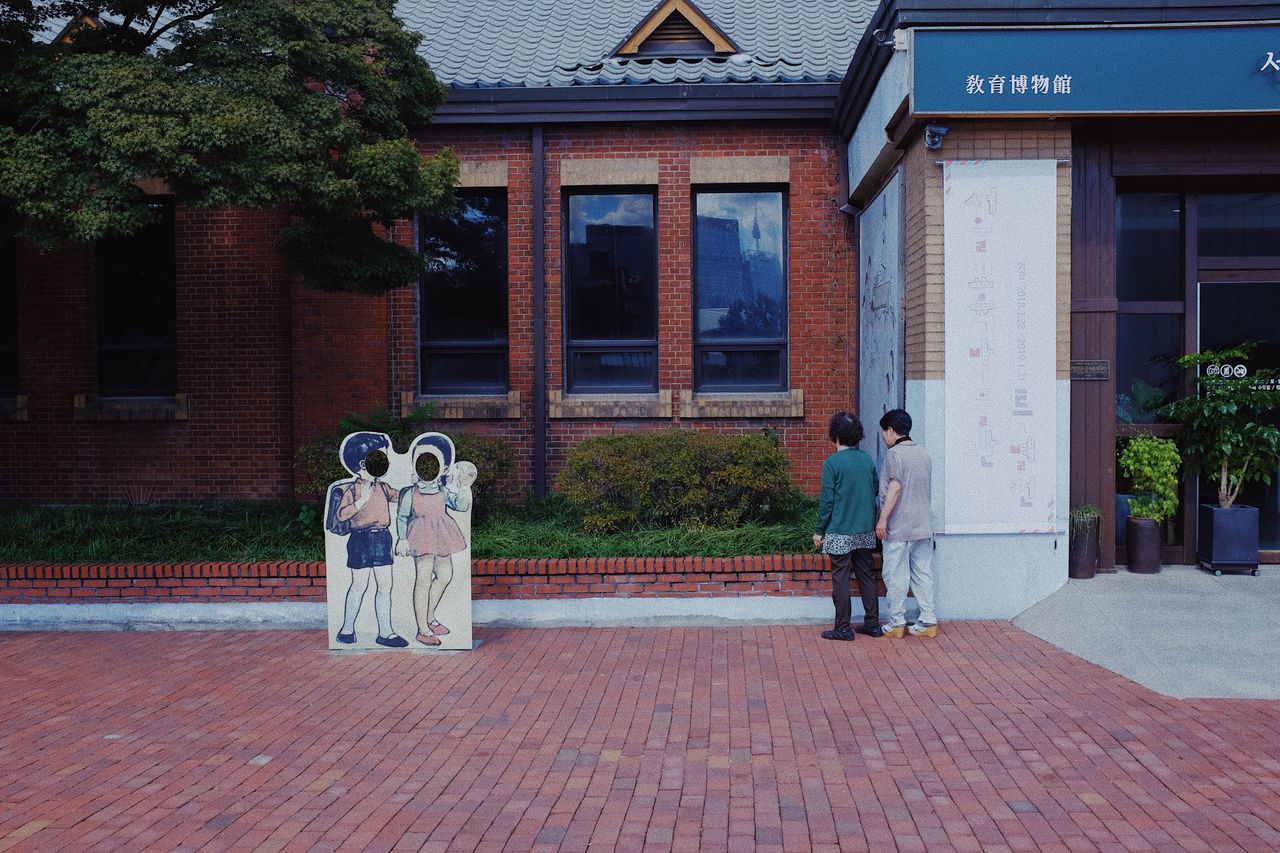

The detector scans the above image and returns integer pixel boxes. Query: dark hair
[828,410,864,447]
[340,432,391,475]
[879,409,912,436]
[411,432,455,483]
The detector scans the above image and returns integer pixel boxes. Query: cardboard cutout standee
[325,431,474,650]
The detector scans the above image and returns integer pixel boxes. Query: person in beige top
[875,409,938,638]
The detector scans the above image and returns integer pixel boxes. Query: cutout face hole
[416,452,441,481]
[364,449,389,478]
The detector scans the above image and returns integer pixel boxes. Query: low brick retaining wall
[0,555,870,604]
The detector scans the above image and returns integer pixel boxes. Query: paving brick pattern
[2,624,1279,851]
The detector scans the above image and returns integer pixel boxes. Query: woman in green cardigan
[813,410,882,641]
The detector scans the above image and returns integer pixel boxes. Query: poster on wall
[942,160,1057,534]
[858,169,905,474]
[325,431,475,650]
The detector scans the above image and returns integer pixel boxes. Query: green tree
[0,0,457,294]
[1160,344,1280,508]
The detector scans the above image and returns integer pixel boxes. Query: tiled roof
[396,0,880,87]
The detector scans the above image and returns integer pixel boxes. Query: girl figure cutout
[396,435,472,647]
[333,432,408,648]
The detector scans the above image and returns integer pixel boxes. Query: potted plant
[1068,504,1101,580]
[1160,344,1280,576]
[1117,434,1181,574]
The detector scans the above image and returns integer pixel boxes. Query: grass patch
[471,494,816,558]
[0,503,324,563]
[0,495,819,563]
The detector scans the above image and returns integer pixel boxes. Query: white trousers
[882,538,936,627]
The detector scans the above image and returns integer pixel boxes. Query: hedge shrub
[556,429,792,533]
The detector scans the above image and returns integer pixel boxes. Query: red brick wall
[4,207,295,502]
[395,122,857,494]
[5,120,857,503]
[0,556,847,603]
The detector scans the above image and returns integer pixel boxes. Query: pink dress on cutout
[406,487,467,557]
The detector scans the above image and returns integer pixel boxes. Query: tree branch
[145,2,222,46]
[143,3,171,39]
[1228,457,1251,507]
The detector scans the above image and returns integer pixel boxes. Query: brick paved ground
[2,624,1279,852]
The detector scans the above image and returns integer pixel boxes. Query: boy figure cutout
[333,432,408,648]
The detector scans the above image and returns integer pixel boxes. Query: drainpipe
[531,126,547,497]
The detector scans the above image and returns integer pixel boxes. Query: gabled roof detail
[612,0,737,58]
[397,0,878,88]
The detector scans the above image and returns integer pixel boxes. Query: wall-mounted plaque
[1071,359,1111,381]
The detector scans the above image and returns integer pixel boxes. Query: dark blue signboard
[912,25,1280,116]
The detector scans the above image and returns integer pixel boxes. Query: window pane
[420,192,508,343]
[0,233,15,395]
[695,191,785,340]
[1200,280,1280,548]
[421,351,506,392]
[698,349,784,389]
[566,194,656,341]
[570,350,655,391]
[1198,192,1280,257]
[96,200,176,396]
[1115,314,1181,424]
[98,349,178,398]
[1116,193,1183,301]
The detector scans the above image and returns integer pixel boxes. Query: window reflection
[419,191,508,393]
[96,199,176,397]
[1198,193,1280,257]
[0,231,15,396]
[694,190,787,390]
[1115,314,1181,424]
[565,193,657,391]
[1116,193,1182,302]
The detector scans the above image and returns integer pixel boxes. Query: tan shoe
[880,623,906,639]
[908,622,939,638]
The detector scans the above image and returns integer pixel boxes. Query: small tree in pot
[1117,434,1181,574]
[1160,344,1280,576]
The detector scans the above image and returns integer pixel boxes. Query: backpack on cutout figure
[325,482,352,536]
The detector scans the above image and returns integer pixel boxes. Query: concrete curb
[0,596,905,631]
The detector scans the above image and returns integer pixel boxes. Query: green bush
[1118,434,1181,523]
[453,433,517,508]
[294,404,516,511]
[556,429,792,533]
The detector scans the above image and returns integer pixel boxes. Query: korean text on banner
[942,160,1058,534]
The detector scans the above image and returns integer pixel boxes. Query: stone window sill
[0,394,29,422]
[679,389,804,419]
[73,393,189,422]
[402,391,520,420]
[549,389,673,419]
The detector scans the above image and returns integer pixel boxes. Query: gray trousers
[882,538,936,626]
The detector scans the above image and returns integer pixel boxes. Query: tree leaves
[1159,343,1280,508]
[0,0,457,294]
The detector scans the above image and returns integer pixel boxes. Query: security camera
[924,124,949,151]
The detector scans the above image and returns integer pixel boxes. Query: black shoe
[336,631,356,644]
[855,624,884,638]
[821,629,855,642]
[376,634,409,648]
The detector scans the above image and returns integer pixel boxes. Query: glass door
[1197,276,1280,552]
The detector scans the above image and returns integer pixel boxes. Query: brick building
[11,0,1279,615]
[841,0,1280,614]
[1,0,877,503]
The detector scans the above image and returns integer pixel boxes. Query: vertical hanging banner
[858,169,905,474]
[943,160,1057,534]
